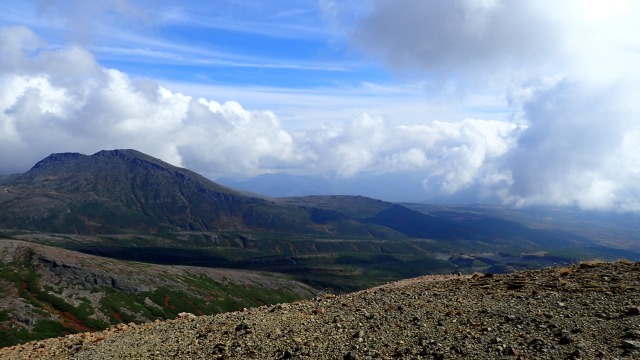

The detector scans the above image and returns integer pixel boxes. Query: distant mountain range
[0,150,533,245]
[217,172,495,203]
[0,149,620,250]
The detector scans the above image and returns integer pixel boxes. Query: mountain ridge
[16,149,242,196]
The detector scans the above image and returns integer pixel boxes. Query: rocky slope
[2,260,639,359]
[0,239,316,347]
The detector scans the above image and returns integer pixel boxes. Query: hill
[0,239,315,347]
[1,260,638,359]
[0,149,296,234]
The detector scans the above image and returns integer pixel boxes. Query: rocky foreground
[2,260,640,359]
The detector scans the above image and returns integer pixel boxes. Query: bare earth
[2,261,639,359]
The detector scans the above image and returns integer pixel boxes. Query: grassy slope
[0,239,316,348]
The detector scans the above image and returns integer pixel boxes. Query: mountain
[217,172,507,203]
[0,150,366,235]
[0,238,315,347]
[2,260,638,358]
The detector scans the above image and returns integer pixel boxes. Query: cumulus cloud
[0,25,519,197]
[346,0,640,210]
[300,114,520,193]
[0,26,306,177]
[505,77,640,210]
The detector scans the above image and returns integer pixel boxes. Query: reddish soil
[61,312,92,333]
[163,294,176,309]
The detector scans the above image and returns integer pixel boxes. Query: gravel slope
[2,260,639,359]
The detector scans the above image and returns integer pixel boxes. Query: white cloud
[344,0,640,210]
[296,114,520,191]
[350,0,566,88]
[0,26,308,177]
[503,78,640,210]
[0,26,519,194]
[391,119,521,193]
[0,25,46,73]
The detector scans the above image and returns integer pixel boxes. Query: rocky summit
[1,260,639,359]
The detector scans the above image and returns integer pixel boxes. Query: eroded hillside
[0,239,315,347]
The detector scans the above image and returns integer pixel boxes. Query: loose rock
[1,261,639,359]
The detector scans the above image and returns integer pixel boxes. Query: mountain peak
[92,149,162,163]
[3,149,254,233]
[30,152,86,169]
[31,149,170,169]
[21,149,169,183]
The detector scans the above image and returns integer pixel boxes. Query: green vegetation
[19,268,110,329]
[52,230,612,292]
[0,260,89,346]
[98,275,304,324]
[0,253,312,348]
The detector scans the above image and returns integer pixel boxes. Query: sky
[1,0,639,210]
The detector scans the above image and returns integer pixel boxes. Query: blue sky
[2,1,371,85]
[0,0,506,128]
[1,0,640,210]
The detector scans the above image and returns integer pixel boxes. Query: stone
[626,306,640,316]
[343,350,358,359]
[312,307,325,315]
[622,340,640,351]
[506,346,520,356]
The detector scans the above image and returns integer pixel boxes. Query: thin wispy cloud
[158,6,329,41]
[93,45,351,72]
